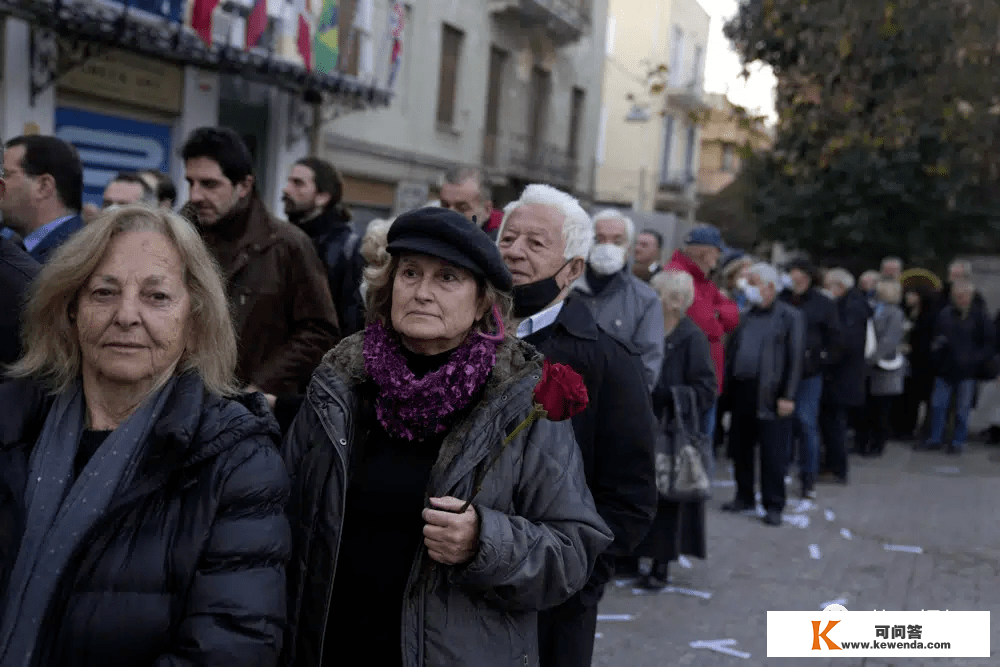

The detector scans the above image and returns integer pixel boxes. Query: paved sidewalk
[594,441,1000,667]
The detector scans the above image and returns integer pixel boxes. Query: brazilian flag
[314,0,339,74]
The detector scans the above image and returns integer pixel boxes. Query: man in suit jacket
[0,135,84,263]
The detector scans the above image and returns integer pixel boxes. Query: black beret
[386,207,513,292]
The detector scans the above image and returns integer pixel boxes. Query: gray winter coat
[869,303,906,396]
[573,270,665,390]
[280,333,613,667]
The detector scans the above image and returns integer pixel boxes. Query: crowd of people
[0,126,994,667]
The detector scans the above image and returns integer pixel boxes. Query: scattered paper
[791,499,816,513]
[783,514,810,529]
[809,544,822,560]
[678,555,693,569]
[613,578,637,588]
[884,544,923,554]
[934,466,960,475]
[597,614,634,622]
[713,479,735,488]
[840,528,852,540]
[820,597,848,609]
[594,632,604,639]
[784,475,793,485]
[824,509,836,522]
[690,639,751,660]
[634,585,713,600]
[741,506,766,518]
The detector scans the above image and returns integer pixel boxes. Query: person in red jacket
[666,225,740,439]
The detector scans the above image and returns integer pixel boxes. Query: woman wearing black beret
[280,207,612,667]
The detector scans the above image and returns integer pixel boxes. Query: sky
[698,0,777,122]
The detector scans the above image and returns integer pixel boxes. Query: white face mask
[736,277,749,291]
[745,285,763,305]
[780,273,794,290]
[589,243,627,276]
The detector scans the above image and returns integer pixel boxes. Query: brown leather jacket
[185,196,340,394]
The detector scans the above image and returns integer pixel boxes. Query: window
[483,47,508,165]
[669,26,684,87]
[567,87,585,162]
[605,16,616,56]
[722,144,736,172]
[691,45,703,88]
[659,115,675,183]
[436,24,464,127]
[527,66,552,163]
[684,125,697,178]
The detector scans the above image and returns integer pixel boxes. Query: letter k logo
[811,620,841,650]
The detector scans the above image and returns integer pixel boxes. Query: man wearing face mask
[665,225,741,440]
[573,209,665,390]
[498,184,656,667]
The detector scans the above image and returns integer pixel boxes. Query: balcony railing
[483,132,578,187]
[666,78,707,111]
[488,0,588,45]
[658,170,696,195]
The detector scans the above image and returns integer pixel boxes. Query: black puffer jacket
[0,238,39,365]
[0,372,291,667]
[298,208,365,337]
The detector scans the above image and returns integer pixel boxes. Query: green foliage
[725,0,1000,266]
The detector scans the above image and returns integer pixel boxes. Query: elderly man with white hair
[498,184,657,667]
[722,262,805,526]
[572,208,665,389]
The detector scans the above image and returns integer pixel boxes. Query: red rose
[533,360,589,421]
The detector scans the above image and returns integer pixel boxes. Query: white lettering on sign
[55,127,165,190]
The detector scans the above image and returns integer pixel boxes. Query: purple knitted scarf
[363,320,500,441]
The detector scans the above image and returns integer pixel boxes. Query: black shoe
[946,445,963,456]
[722,499,754,513]
[833,475,848,485]
[762,511,782,526]
[914,441,943,451]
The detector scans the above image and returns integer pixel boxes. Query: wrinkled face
[749,271,777,306]
[953,287,973,311]
[282,164,328,222]
[390,253,486,354]
[184,157,250,226]
[439,177,490,226]
[881,260,901,279]
[685,244,721,273]
[948,265,966,284]
[859,274,877,292]
[103,180,146,209]
[499,203,577,287]
[595,217,629,247]
[634,232,660,266]
[1,145,36,234]
[76,230,191,394]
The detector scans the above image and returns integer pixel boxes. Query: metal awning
[3,0,393,106]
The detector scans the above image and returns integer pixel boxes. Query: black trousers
[730,407,791,513]
[538,594,599,667]
[856,394,893,455]
[819,402,849,480]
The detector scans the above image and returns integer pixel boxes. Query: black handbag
[654,387,711,502]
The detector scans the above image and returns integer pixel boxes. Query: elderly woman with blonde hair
[856,278,906,457]
[0,206,290,667]
[632,269,717,589]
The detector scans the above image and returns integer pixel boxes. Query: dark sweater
[323,347,477,667]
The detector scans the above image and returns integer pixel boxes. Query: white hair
[825,267,855,290]
[650,270,695,312]
[499,184,593,260]
[592,208,636,247]
[750,262,779,289]
[949,259,972,278]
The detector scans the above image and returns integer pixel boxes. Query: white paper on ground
[934,466,960,475]
[809,544,821,560]
[689,639,751,659]
[820,597,848,609]
[824,509,836,522]
[783,514,810,529]
[884,544,923,554]
[597,614,634,621]
[784,475,793,485]
[635,585,713,600]
[791,499,816,513]
[613,578,636,588]
[594,633,604,639]
[678,555,693,569]
[840,528,852,540]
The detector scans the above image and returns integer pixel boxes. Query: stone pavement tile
[594,440,1000,667]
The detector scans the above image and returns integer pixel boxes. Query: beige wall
[594,0,710,212]
[697,92,773,196]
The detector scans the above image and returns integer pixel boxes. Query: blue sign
[111,0,184,23]
[55,107,173,207]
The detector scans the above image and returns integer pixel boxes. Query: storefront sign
[59,49,183,114]
[92,0,184,23]
[55,107,172,207]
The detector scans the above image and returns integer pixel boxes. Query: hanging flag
[247,0,268,48]
[313,0,340,74]
[190,0,221,46]
[296,0,313,70]
[387,2,404,88]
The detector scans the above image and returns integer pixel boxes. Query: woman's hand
[422,497,480,566]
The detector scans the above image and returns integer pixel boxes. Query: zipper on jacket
[312,378,353,667]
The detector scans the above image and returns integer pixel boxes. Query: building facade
[593,0,709,219]
[0,0,390,215]
[318,0,609,224]
[697,91,772,197]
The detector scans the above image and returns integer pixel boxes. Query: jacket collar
[554,296,600,341]
[669,249,706,281]
[575,268,627,296]
[297,207,352,243]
